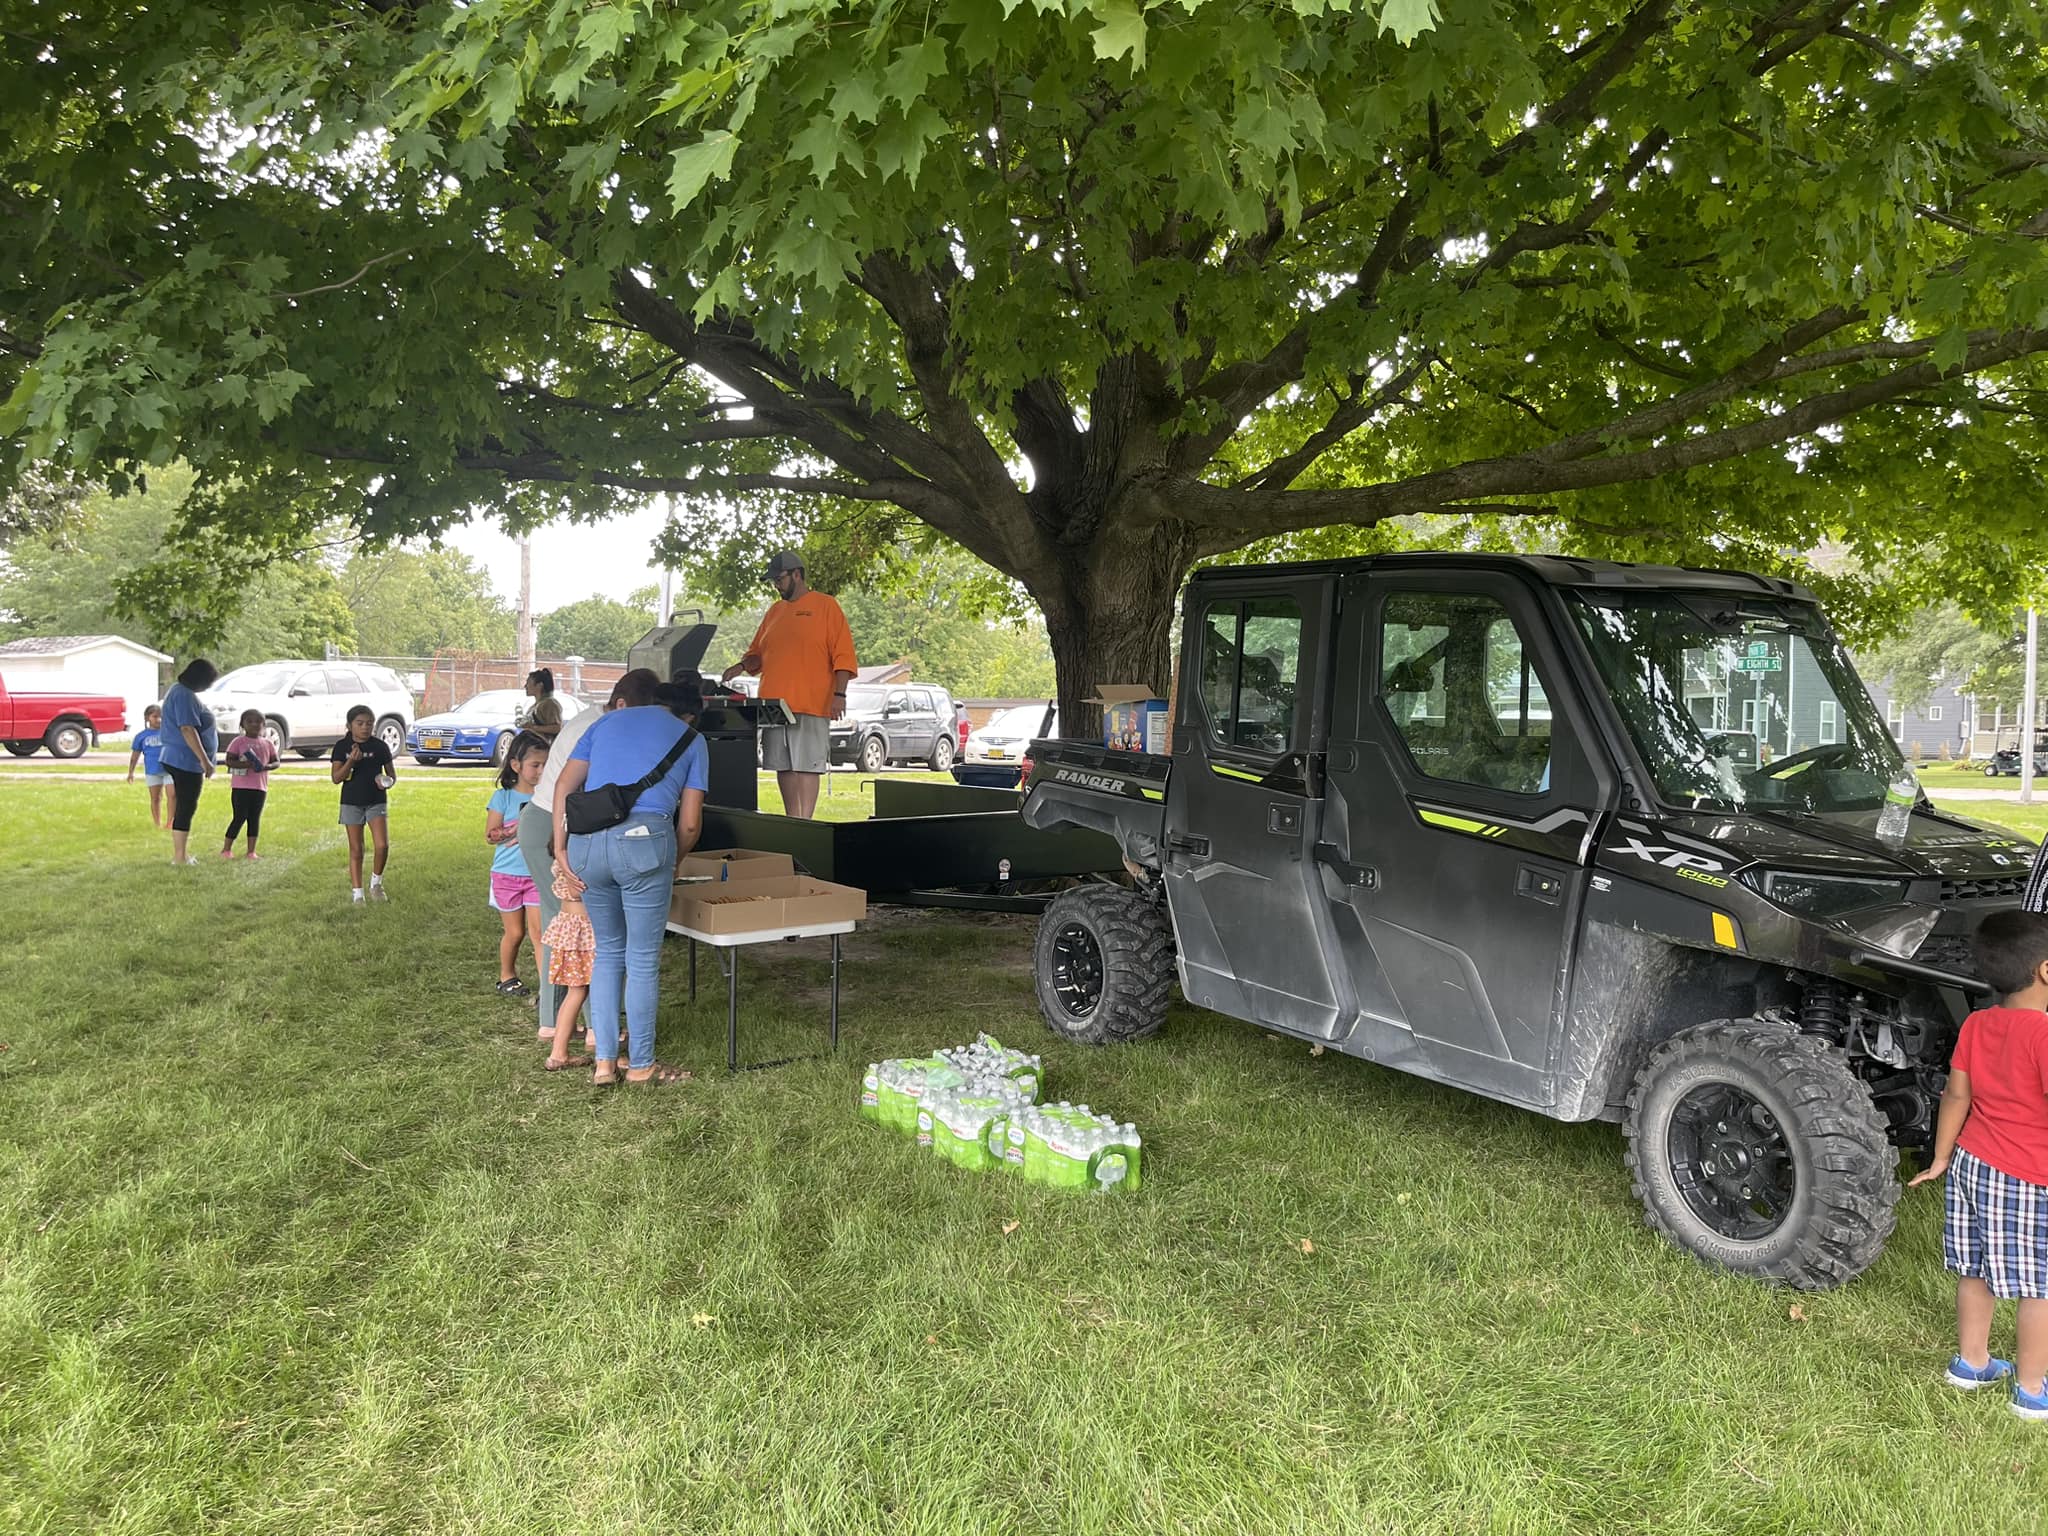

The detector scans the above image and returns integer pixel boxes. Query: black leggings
[165,765,205,832]
[224,787,267,844]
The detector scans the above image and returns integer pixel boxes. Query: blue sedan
[407,689,586,767]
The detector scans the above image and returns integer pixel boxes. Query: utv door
[1162,574,1351,1037]
[1320,571,1610,1107]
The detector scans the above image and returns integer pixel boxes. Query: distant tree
[536,593,656,662]
[342,547,514,658]
[1864,603,2026,712]
[0,463,353,667]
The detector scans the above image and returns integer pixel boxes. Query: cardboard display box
[670,849,798,929]
[1090,683,1169,755]
[670,875,866,936]
[678,848,795,883]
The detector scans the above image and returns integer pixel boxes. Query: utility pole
[658,494,677,626]
[517,534,536,676]
[2023,608,2039,806]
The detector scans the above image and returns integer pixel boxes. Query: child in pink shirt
[221,708,279,859]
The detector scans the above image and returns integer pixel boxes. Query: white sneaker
[369,882,389,902]
[351,889,365,904]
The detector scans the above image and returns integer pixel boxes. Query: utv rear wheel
[1033,886,1174,1045]
[1624,1020,1897,1290]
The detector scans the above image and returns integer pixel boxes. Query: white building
[0,635,172,735]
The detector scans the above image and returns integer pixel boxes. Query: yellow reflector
[1711,912,1740,950]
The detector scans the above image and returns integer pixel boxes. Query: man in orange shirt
[721,550,856,819]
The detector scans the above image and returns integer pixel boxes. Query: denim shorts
[144,771,172,787]
[338,802,389,826]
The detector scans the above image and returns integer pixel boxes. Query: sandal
[496,979,531,997]
[591,1067,620,1087]
[624,1062,691,1086]
[544,1054,595,1072]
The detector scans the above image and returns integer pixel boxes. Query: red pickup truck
[0,672,127,758]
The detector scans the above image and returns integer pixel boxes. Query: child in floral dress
[541,868,595,1070]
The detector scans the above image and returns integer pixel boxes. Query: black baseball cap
[764,550,804,580]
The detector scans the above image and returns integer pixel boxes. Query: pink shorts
[489,871,540,912]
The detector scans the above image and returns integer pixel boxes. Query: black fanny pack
[561,725,699,836]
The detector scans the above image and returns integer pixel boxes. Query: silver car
[198,660,416,759]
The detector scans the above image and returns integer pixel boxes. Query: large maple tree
[3,0,2045,716]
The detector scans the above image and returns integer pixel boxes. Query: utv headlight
[1753,870,1909,918]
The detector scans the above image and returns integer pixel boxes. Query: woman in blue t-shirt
[549,669,709,1087]
[158,658,220,865]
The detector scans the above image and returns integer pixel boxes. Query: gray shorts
[761,713,831,773]
[338,801,389,826]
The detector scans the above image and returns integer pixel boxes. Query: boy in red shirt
[1910,909,2048,1418]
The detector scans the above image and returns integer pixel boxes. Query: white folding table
[665,916,855,1072]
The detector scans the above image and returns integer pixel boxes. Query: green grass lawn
[7,776,2048,1534]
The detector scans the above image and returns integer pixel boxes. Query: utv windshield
[1567,591,1910,815]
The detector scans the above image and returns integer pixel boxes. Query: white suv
[199,661,416,759]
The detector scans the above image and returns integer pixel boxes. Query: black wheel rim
[1667,1083,1796,1240]
[1049,922,1105,1019]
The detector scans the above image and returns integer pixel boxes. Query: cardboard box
[670,875,866,936]
[678,848,795,883]
[1089,683,1168,754]
[670,849,797,928]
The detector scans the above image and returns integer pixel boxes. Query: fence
[347,653,629,715]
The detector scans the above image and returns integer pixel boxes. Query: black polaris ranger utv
[1021,555,2034,1289]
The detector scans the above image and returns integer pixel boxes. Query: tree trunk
[1033,521,1194,744]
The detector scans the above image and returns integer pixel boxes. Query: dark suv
[830,682,959,772]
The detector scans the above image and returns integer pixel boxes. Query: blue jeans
[568,814,674,1070]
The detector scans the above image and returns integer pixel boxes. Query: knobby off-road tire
[1624,1019,1897,1290]
[1033,885,1175,1045]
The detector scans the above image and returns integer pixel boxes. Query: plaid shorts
[1944,1147,2048,1298]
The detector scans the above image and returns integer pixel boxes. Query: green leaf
[831,76,884,126]
[667,131,739,212]
[1091,0,1147,69]
[1377,0,1438,45]
[578,2,638,64]
[0,365,39,438]
[881,39,948,108]
[791,115,847,181]
[1929,326,1969,375]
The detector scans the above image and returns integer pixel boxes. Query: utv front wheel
[1624,1020,1897,1290]
[1033,886,1174,1045]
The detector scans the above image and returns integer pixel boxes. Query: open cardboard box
[677,848,795,882]
[670,874,866,936]
[1088,683,1169,754]
[670,849,798,928]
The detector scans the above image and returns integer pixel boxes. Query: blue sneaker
[2014,1379,2048,1421]
[1946,1355,2015,1389]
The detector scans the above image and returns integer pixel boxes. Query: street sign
[1734,656,1783,672]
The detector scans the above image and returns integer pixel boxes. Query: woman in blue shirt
[159,658,220,866]
[549,669,709,1087]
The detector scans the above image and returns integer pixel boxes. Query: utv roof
[1190,553,1816,603]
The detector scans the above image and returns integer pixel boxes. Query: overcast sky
[440,501,677,614]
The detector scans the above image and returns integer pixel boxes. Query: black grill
[1937,876,2026,903]
[1915,933,1977,972]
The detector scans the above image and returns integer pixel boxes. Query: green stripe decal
[1138,787,1164,802]
[1210,764,1263,783]
[1418,808,1496,837]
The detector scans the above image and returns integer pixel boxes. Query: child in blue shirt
[487,732,549,997]
[125,704,168,829]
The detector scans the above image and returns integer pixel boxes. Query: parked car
[198,660,415,758]
[966,701,1058,766]
[0,671,126,758]
[828,682,959,771]
[409,688,592,766]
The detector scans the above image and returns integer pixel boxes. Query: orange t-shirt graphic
[748,592,857,719]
